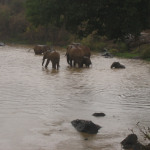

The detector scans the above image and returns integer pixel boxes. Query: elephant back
[69,47,84,60]
[79,45,91,58]
[34,45,51,54]
[49,51,60,61]
[67,44,91,58]
[43,51,50,59]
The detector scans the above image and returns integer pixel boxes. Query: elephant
[111,62,125,69]
[42,51,60,70]
[33,45,51,55]
[70,43,91,57]
[66,43,91,68]
[81,56,92,67]
[79,45,91,58]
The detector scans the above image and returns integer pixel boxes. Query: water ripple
[0,46,150,150]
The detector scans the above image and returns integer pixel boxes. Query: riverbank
[2,34,150,62]
[110,44,150,61]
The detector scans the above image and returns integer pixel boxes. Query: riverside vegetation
[0,0,150,60]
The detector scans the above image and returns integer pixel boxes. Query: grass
[114,52,140,59]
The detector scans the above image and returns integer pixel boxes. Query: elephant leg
[78,62,83,68]
[70,59,73,67]
[67,55,70,64]
[52,62,56,69]
[56,62,59,70]
[42,58,45,66]
[45,59,50,68]
[73,61,76,67]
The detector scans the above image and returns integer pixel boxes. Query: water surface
[0,45,150,150]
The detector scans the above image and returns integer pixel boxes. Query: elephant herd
[33,43,125,70]
[34,43,92,70]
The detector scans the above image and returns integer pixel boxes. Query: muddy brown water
[0,45,150,150]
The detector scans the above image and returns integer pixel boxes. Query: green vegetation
[25,0,150,40]
[113,52,140,59]
[0,0,150,60]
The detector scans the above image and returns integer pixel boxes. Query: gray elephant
[42,51,60,70]
[66,44,92,68]
[81,56,92,67]
[111,62,125,69]
[33,45,51,55]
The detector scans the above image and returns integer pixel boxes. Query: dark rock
[102,52,113,58]
[126,32,150,48]
[84,138,88,140]
[71,119,101,134]
[92,113,106,117]
[0,42,5,46]
[121,134,145,150]
[111,62,125,69]
[121,134,138,148]
[145,143,150,150]
[132,143,146,150]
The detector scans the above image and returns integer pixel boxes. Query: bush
[109,48,119,54]
[140,46,150,59]
[80,31,107,51]
[116,41,128,52]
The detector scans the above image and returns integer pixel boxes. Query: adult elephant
[79,45,91,58]
[66,43,91,67]
[42,51,60,70]
[66,44,92,68]
[33,45,51,55]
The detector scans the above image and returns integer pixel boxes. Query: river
[0,45,150,150]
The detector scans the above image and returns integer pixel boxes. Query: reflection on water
[0,45,150,150]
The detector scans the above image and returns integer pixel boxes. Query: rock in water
[92,113,106,117]
[121,134,145,150]
[71,119,101,134]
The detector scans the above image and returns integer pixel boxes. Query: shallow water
[0,45,150,150]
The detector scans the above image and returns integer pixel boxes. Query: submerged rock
[0,42,5,46]
[71,119,101,134]
[92,113,106,117]
[121,134,138,149]
[121,134,146,150]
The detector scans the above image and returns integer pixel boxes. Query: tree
[25,0,150,40]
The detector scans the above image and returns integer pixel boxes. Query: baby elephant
[111,62,125,69]
[82,56,92,67]
[42,51,60,70]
